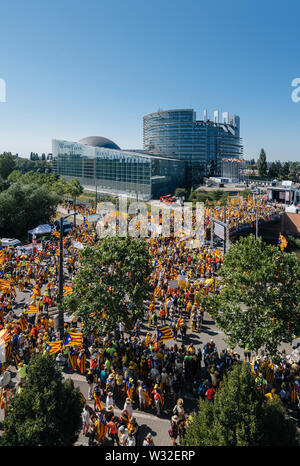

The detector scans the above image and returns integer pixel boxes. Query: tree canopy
[183,363,298,446]
[257,149,267,177]
[0,182,59,238]
[207,235,300,357]
[62,236,153,336]
[1,354,83,446]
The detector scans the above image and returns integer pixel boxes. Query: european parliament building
[143,109,243,186]
[52,108,243,200]
[52,137,184,201]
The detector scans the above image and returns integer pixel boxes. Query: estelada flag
[157,325,173,342]
[18,316,28,332]
[45,341,62,355]
[96,416,107,440]
[24,305,39,314]
[64,332,83,347]
[94,391,104,411]
[77,351,86,374]
[68,351,77,371]
[63,286,73,296]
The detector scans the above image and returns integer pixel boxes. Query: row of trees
[0,152,51,181]
[0,164,83,238]
[249,149,299,181]
[175,186,251,204]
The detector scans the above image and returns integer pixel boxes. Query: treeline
[175,187,251,205]
[0,153,83,239]
[247,149,299,181]
[0,152,51,183]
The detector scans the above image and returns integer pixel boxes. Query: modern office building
[143,109,243,186]
[52,137,184,201]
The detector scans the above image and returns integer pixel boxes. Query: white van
[1,238,22,248]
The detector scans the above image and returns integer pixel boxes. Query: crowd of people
[0,195,298,447]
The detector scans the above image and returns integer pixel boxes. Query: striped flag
[64,332,83,347]
[157,325,173,342]
[45,341,62,355]
[142,385,152,407]
[18,316,28,332]
[96,416,107,441]
[94,391,104,411]
[68,351,77,371]
[77,351,86,374]
[63,286,73,296]
[291,388,298,404]
[24,305,39,314]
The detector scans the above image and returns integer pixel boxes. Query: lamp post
[57,213,77,340]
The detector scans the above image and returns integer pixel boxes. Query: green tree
[1,354,83,446]
[0,152,16,179]
[66,178,84,214]
[62,236,153,336]
[288,162,299,182]
[183,363,297,446]
[268,162,279,179]
[0,182,59,238]
[257,149,267,177]
[175,187,188,199]
[7,169,22,183]
[207,235,300,357]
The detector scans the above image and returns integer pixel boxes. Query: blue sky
[0,0,299,161]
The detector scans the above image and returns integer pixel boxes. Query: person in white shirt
[123,398,133,418]
[106,391,115,410]
[137,381,146,410]
[126,432,136,446]
[118,321,125,338]
[118,425,128,446]
[81,405,90,436]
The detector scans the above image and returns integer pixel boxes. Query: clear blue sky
[0,0,299,161]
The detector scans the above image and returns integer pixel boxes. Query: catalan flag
[68,350,77,370]
[278,233,288,251]
[18,316,28,332]
[24,305,39,314]
[142,385,152,407]
[64,332,83,347]
[291,388,298,404]
[157,325,173,342]
[45,340,62,355]
[77,350,86,374]
[94,391,104,411]
[96,416,107,441]
[63,286,73,296]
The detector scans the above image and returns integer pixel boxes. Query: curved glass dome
[78,136,120,150]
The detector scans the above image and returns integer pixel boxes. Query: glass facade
[143,109,243,185]
[52,140,184,200]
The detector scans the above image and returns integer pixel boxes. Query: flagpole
[57,213,77,340]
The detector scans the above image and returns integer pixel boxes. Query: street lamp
[57,213,77,340]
